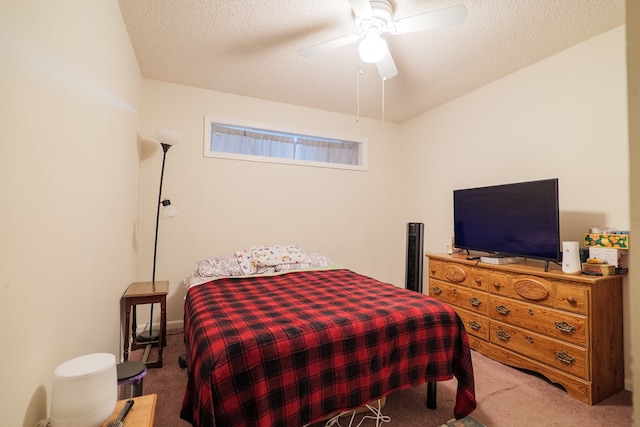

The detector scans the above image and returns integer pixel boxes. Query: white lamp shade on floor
[50,353,117,427]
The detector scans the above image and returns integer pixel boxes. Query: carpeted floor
[437,415,485,427]
[131,329,631,427]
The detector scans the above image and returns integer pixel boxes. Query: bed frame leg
[426,381,437,409]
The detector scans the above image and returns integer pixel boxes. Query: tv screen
[453,178,561,261]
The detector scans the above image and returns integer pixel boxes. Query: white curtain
[212,124,358,165]
[212,125,294,159]
[295,138,358,165]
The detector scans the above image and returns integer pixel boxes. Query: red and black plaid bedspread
[180,268,476,427]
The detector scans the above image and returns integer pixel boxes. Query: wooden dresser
[426,253,624,405]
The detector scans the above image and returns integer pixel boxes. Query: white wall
[398,27,631,387]
[137,81,403,325]
[0,1,142,426]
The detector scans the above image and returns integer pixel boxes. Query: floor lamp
[138,128,182,343]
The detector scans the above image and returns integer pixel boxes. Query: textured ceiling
[118,0,625,123]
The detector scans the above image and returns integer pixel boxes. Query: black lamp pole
[145,142,172,341]
[152,143,172,286]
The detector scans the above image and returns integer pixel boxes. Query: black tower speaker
[405,222,424,293]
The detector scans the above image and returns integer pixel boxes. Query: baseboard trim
[167,319,184,331]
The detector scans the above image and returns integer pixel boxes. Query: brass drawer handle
[468,297,482,307]
[555,351,575,365]
[496,330,511,341]
[468,320,481,331]
[495,305,511,315]
[555,321,576,334]
[433,286,442,295]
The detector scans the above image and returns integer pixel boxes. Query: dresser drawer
[555,283,589,315]
[428,260,476,286]
[489,295,587,347]
[485,270,511,296]
[455,306,489,341]
[490,320,589,380]
[428,259,444,280]
[430,279,489,316]
[508,275,555,307]
[467,268,490,291]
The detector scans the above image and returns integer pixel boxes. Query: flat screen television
[453,178,561,263]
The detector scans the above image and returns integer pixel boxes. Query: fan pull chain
[381,78,385,128]
[356,66,362,122]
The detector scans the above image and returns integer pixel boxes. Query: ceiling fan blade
[391,4,467,35]
[376,46,397,80]
[297,34,360,57]
[348,0,374,19]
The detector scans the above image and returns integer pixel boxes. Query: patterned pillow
[251,245,311,266]
[197,255,243,277]
[274,263,312,272]
[188,247,333,284]
[235,245,312,275]
[274,254,334,272]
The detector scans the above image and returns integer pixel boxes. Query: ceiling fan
[297,0,467,81]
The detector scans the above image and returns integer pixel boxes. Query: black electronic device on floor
[406,222,424,293]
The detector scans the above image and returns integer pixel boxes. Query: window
[203,115,367,170]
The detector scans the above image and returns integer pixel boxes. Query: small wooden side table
[101,393,157,427]
[123,281,168,368]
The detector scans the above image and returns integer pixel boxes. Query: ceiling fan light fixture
[359,31,387,63]
[297,0,467,82]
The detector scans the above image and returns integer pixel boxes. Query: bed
[180,247,476,427]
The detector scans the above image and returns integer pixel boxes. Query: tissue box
[583,233,629,249]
